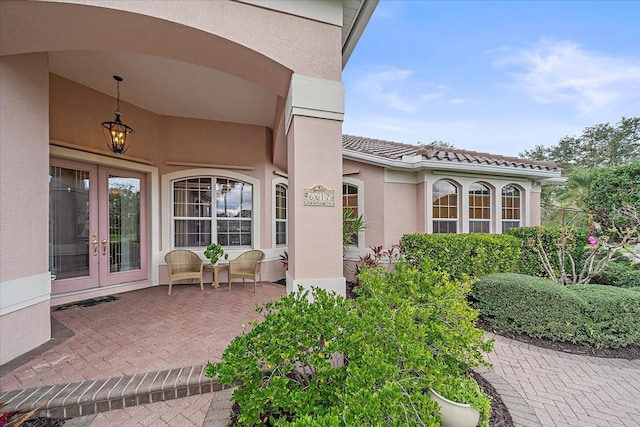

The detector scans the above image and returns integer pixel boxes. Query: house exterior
[340,135,563,259]
[0,0,377,365]
[0,0,563,367]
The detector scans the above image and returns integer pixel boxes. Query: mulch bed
[479,321,640,360]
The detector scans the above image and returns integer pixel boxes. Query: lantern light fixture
[102,75,134,154]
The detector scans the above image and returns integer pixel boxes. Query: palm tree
[555,167,595,226]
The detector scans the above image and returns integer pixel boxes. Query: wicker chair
[164,250,204,295]
[228,250,265,292]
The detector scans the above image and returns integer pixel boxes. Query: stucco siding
[0,53,50,282]
[0,301,51,365]
[383,182,418,247]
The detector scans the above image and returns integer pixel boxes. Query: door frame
[50,144,161,294]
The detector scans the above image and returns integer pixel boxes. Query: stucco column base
[286,271,346,299]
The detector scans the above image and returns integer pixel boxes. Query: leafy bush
[570,285,640,348]
[472,273,640,348]
[207,263,493,426]
[471,273,588,343]
[508,226,589,278]
[591,261,640,288]
[629,287,640,293]
[400,233,520,279]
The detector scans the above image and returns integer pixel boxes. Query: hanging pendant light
[102,75,134,154]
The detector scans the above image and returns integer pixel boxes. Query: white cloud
[354,66,447,113]
[493,39,640,115]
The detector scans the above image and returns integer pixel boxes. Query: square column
[285,74,345,297]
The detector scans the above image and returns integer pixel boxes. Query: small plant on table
[204,242,228,265]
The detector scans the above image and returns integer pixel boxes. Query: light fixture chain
[116,79,121,113]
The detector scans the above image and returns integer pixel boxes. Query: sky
[342,0,640,157]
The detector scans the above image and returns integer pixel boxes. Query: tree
[419,140,457,149]
[542,167,595,227]
[585,161,640,230]
[520,117,640,169]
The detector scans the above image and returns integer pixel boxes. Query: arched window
[433,179,458,233]
[469,182,491,233]
[343,183,360,246]
[502,185,521,233]
[172,177,252,248]
[275,183,287,246]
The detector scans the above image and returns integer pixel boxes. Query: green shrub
[472,273,640,348]
[591,261,640,288]
[400,233,520,279]
[207,264,493,426]
[629,287,640,293]
[471,273,588,343]
[569,285,640,348]
[508,226,589,278]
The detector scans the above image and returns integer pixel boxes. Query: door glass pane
[49,166,90,279]
[108,176,141,273]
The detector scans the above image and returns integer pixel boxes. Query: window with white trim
[275,183,287,246]
[343,183,360,246]
[501,184,521,233]
[469,182,491,233]
[172,177,252,248]
[433,179,458,233]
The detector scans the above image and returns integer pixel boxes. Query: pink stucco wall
[0,53,51,364]
[0,301,51,364]
[530,189,542,226]
[0,54,50,281]
[384,182,418,247]
[1,1,341,98]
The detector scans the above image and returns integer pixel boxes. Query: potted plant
[204,242,228,265]
[429,375,487,427]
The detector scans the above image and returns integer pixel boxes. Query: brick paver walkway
[486,332,640,426]
[1,283,639,426]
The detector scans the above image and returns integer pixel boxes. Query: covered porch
[0,282,286,423]
[0,0,378,366]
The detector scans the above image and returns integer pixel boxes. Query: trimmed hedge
[508,226,589,278]
[472,273,640,348]
[570,284,640,348]
[400,233,520,279]
[591,261,640,288]
[471,274,587,343]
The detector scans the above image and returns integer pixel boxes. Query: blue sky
[342,0,640,157]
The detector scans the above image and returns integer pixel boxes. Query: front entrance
[49,158,147,294]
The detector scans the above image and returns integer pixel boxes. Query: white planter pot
[429,388,480,427]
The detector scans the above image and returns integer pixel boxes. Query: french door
[49,158,147,294]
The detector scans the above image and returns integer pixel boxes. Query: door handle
[101,239,108,256]
[92,239,98,256]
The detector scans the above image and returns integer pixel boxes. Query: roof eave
[343,149,563,182]
[342,0,378,68]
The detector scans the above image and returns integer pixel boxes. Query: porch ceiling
[48,50,277,128]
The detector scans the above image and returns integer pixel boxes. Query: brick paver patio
[1,282,639,426]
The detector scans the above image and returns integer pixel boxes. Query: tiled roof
[342,134,560,172]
